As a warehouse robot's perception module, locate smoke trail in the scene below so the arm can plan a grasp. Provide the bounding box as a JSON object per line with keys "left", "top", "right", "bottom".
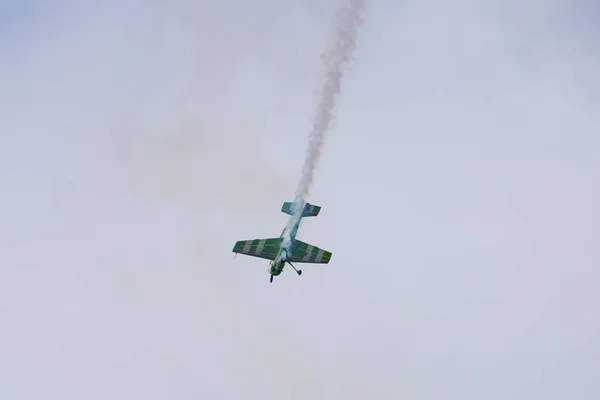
{"left": 296, "top": 0, "right": 366, "bottom": 203}
{"left": 282, "top": 0, "right": 367, "bottom": 246}
{"left": 294, "top": 0, "right": 367, "bottom": 204}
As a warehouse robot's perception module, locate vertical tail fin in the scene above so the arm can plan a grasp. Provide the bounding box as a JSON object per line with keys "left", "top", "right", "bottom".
{"left": 281, "top": 202, "right": 321, "bottom": 217}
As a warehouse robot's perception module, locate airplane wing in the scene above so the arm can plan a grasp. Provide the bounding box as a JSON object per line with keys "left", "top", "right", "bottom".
{"left": 289, "top": 239, "right": 332, "bottom": 264}
{"left": 232, "top": 238, "right": 283, "bottom": 260}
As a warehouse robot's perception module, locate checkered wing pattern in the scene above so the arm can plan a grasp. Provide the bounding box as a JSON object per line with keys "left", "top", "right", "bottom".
{"left": 232, "top": 238, "right": 283, "bottom": 260}
{"left": 288, "top": 239, "right": 332, "bottom": 264}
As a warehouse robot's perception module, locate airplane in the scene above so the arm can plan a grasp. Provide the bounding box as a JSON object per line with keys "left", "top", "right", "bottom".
{"left": 232, "top": 199, "right": 332, "bottom": 283}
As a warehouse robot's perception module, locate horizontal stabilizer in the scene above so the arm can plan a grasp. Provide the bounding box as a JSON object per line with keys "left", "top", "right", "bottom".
{"left": 281, "top": 202, "right": 321, "bottom": 217}
{"left": 232, "top": 238, "right": 283, "bottom": 260}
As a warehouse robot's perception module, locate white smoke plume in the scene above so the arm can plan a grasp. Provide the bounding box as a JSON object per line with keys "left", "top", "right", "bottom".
{"left": 287, "top": 0, "right": 367, "bottom": 232}
{"left": 295, "top": 0, "right": 366, "bottom": 201}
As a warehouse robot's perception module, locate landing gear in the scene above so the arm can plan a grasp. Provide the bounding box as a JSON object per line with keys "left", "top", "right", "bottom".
{"left": 288, "top": 262, "right": 302, "bottom": 276}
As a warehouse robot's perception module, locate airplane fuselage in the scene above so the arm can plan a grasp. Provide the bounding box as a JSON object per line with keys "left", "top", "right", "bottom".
{"left": 268, "top": 252, "right": 287, "bottom": 276}
{"left": 268, "top": 202, "right": 304, "bottom": 276}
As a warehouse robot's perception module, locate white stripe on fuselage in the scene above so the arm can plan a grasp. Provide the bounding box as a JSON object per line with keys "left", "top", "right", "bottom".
{"left": 282, "top": 205, "right": 304, "bottom": 241}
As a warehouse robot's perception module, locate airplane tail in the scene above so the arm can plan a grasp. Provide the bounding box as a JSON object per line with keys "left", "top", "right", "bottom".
{"left": 281, "top": 202, "right": 321, "bottom": 217}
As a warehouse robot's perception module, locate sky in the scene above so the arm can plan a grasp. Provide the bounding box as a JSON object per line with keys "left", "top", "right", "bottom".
{"left": 0, "top": 0, "right": 599, "bottom": 399}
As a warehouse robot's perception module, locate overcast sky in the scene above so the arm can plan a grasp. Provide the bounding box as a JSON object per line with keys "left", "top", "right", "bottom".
{"left": 1, "top": 0, "right": 599, "bottom": 399}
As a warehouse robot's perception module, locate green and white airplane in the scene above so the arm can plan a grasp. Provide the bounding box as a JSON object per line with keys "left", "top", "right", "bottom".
{"left": 232, "top": 200, "right": 332, "bottom": 283}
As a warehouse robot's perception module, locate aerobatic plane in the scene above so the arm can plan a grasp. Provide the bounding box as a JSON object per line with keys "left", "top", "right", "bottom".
{"left": 232, "top": 200, "right": 332, "bottom": 283}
